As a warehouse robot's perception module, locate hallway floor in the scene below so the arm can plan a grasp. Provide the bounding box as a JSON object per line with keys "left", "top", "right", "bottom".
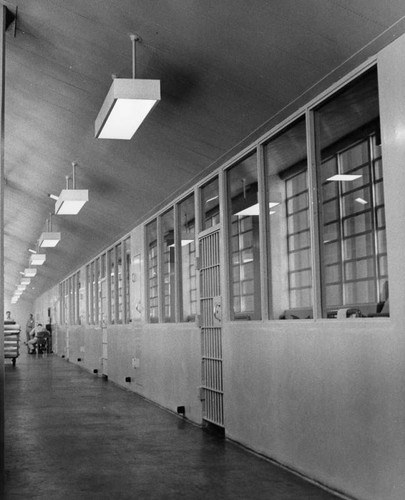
{"left": 4, "top": 352, "right": 340, "bottom": 500}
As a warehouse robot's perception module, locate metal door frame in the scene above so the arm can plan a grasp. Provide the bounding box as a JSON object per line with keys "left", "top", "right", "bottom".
{"left": 198, "top": 224, "right": 224, "bottom": 427}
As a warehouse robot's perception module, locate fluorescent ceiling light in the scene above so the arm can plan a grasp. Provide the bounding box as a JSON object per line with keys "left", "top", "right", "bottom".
{"left": 95, "top": 79, "right": 160, "bottom": 140}
{"left": 235, "top": 201, "right": 280, "bottom": 217}
{"left": 355, "top": 197, "right": 368, "bottom": 205}
{"left": 21, "top": 278, "right": 31, "bottom": 285}
{"left": 327, "top": 174, "right": 362, "bottom": 182}
{"left": 169, "top": 240, "right": 194, "bottom": 248}
{"left": 17, "top": 284, "right": 26, "bottom": 291}
{"left": 206, "top": 196, "right": 218, "bottom": 204}
{"left": 39, "top": 232, "right": 61, "bottom": 248}
{"left": 24, "top": 268, "right": 37, "bottom": 277}
{"left": 28, "top": 248, "right": 37, "bottom": 254}
{"left": 55, "top": 189, "right": 88, "bottom": 215}
{"left": 49, "top": 193, "right": 59, "bottom": 201}
{"left": 29, "top": 253, "right": 46, "bottom": 266}
{"left": 235, "top": 204, "right": 260, "bottom": 216}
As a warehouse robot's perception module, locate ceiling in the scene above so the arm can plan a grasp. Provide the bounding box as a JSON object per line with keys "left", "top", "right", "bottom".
{"left": 3, "top": 0, "right": 405, "bottom": 304}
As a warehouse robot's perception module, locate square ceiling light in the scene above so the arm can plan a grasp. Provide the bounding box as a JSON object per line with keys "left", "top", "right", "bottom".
{"left": 24, "top": 268, "right": 37, "bottom": 277}
{"left": 39, "top": 231, "right": 61, "bottom": 248}
{"left": 95, "top": 79, "right": 160, "bottom": 140}
{"left": 21, "top": 277, "right": 31, "bottom": 285}
{"left": 55, "top": 189, "right": 88, "bottom": 215}
{"left": 29, "top": 253, "right": 46, "bottom": 266}
{"left": 327, "top": 174, "right": 362, "bottom": 182}
{"left": 235, "top": 201, "right": 280, "bottom": 217}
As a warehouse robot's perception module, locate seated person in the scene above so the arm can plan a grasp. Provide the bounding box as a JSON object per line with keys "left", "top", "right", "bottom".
{"left": 27, "top": 323, "right": 49, "bottom": 354}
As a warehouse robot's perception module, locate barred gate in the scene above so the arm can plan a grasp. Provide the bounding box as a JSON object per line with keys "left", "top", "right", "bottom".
{"left": 199, "top": 228, "right": 224, "bottom": 427}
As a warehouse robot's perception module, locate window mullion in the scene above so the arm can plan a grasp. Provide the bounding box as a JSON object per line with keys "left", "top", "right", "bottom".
{"left": 306, "top": 109, "right": 323, "bottom": 319}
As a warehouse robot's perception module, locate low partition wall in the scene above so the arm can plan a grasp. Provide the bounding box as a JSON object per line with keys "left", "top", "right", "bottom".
{"left": 107, "top": 322, "right": 202, "bottom": 425}
{"left": 57, "top": 322, "right": 203, "bottom": 426}
{"left": 222, "top": 318, "right": 400, "bottom": 500}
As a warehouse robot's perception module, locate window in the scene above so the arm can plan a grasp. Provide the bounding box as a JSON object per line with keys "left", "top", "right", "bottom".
{"left": 60, "top": 272, "right": 80, "bottom": 325}
{"left": 161, "top": 209, "right": 175, "bottom": 322}
{"left": 124, "top": 238, "right": 131, "bottom": 323}
{"left": 227, "top": 153, "right": 261, "bottom": 320}
{"left": 201, "top": 177, "right": 220, "bottom": 231}
{"left": 109, "top": 248, "right": 116, "bottom": 323}
{"left": 178, "top": 194, "right": 196, "bottom": 322}
{"left": 91, "top": 261, "right": 97, "bottom": 324}
{"left": 146, "top": 220, "right": 158, "bottom": 322}
{"left": 315, "top": 67, "right": 389, "bottom": 317}
{"left": 264, "top": 117, "right": 312, "bottom": 319}
{"left": 85, "top": 265, "right": 90, "bottom": 324}
{"left": 99, "top": 253, "right": 107, "bottom": 325}
{"left": 117, "top": 243, "right": 123, "bottom": 324}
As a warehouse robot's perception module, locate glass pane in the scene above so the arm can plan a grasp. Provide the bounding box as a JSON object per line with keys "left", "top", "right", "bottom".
{"left": 100, "top": 253, "right": 106, "bottom": 279}
{"left": 315, "top": 67, "right": 389, "bottom": 316}
{"left": 124, "top": 238, "right": 131, "bottom": 323}
{"left": 85, "top": 266, "right": 90, "bottom": 325}
{"left": 95, "top": 258, "right": 100, "bottom": 325}
{"left": 109, "top": 249, "right": 116, "bottom": 324}
{"left": 201, "top": 177, "right": 219, "bottom": 231}
{"left": 227, "top": 152, "right": 261, "bottom": 320}
{"left": 264, "top": 116, "right": 312, "bottom": 319}
{"left": 117, "top": 243, "right": 123, "bottom": 324}
{"left": 146, "top": 220, "right": 158, "bottom": 322}
{"left": 91, "top": 261, "right": 96, "bottom": 324}
{"left": 98, "top": 258, "right": 104, "bottom": 325}
{"left": 179, "top": 194, "right": 196, "bottom": 322}
{"left": 161, "top": 209, "right": 175, "bottom": 322}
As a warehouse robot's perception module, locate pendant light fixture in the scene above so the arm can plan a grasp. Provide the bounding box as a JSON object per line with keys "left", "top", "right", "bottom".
{"left": 95, "top": 34, "right": 160, "bottom": 140}
{"left": 29, "top": 253, "right": 46, "bottom": 266}
{"left": 24, "top": 268, "right": 37, "bottom": 277}
{"left": 39, "top": 213, "right": 61, "bottom": 248}
{"left": 29, "top": 248, "right": 46, "bottom": 266}
{"left": 55, "top": 162, "right": 88, "bottom": 215}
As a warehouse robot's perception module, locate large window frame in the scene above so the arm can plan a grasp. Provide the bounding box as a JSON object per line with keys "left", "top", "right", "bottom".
{"left": 60, "top": 60, "right": 389, "bottom": 326}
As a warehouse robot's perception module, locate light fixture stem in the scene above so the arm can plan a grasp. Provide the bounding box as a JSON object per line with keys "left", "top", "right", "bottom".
{"left": 130, "top": 34, "right": 140, "bottom": 79}
{"left": 65, "top": 175, "right": 70, "bottom": 190}
{"left": 72, "top": 162, "right": 77, "bottom": 189}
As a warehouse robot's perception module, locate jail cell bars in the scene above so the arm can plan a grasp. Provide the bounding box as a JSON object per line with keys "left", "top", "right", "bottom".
{"left": 199, "top": 229, "right": 224, "bottom": 427}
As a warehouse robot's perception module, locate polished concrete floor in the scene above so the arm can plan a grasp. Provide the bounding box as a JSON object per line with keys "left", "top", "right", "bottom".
{"left": 4, "top": 351, "right": 341, "bottom": 500}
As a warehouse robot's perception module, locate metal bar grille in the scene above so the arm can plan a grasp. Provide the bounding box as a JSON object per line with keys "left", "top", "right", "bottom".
{"left": 199, "top": 229, "right": 224, "bottom": 427}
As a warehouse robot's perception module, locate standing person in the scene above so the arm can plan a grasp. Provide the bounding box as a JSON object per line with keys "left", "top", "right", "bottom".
{"left": 25, "top": 313, "right": 35, "bottom": 344}
{"left": 5, "top": 310, "right": 15, "bottom": 323}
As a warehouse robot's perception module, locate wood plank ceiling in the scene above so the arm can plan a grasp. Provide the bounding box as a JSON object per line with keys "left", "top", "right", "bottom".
{"left": 4, "top": 0, "right": 405, "bottom": 304}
